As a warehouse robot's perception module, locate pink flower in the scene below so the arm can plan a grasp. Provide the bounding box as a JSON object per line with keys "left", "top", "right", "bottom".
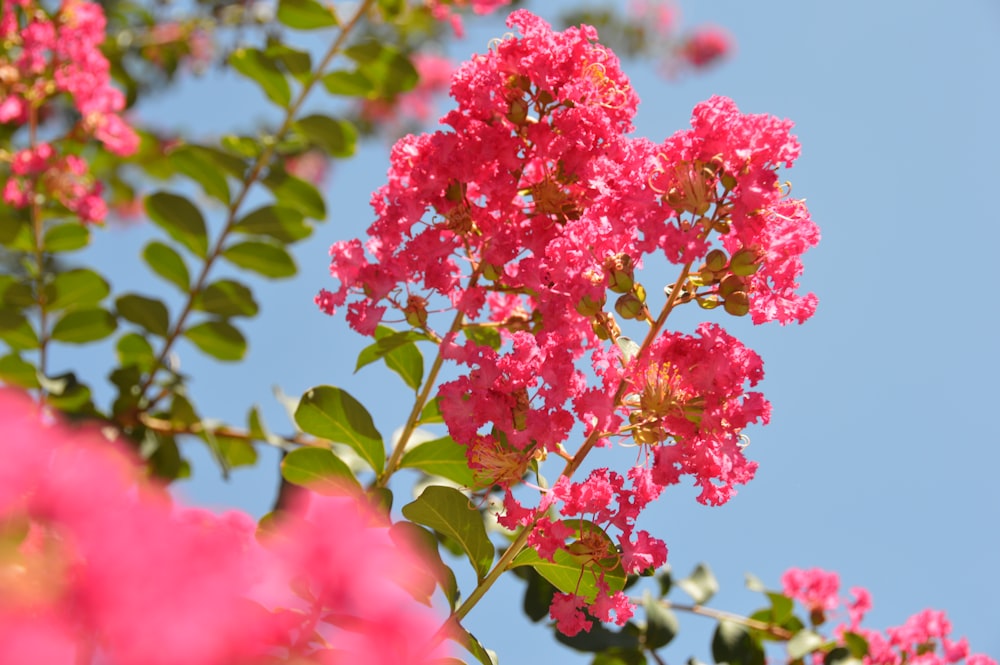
{"left": 680, "top": 26, "right": 732, "bottom": 68}
{"left": 782, "top": 567, "right": 841, "bottom": 613}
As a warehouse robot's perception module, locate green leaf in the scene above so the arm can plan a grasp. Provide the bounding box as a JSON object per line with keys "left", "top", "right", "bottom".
{"left": 519, "top": 566, "right": 557, "bottom": 622}
{"left": 451, "top": 624, "right": 498, "bottom": 665}
{"left": 712, "top": 621, "right": 765, "bottom": 665}
{"left": 143, "top": 241, "right": 190, "bottom": 292}
{"left": 788, "top": 630, "right": 827, "bottom": 660}
{"left": 376, "top": 0, "right": 405, "bottom": 19}
{"left": 43, "top": 222, "right": 89, "bottom": 252}
{"left": 294, "top": 385, "right": 384, "bottom": 472}
{"left": 248, "top": 406, "right": 268, "bottom": 440}
{"left": 463, "top": 325, "right": 501, "bottom": 350}
{"left": 229, "top": 47, "right": 291, "bottom": 107}
{"left": 418, "top": 396, "right": 444, "bottom": 424}
{"left": 183, "top": 320, "right": 247, "bottom": 361}
{"left": 234, "top": 205, "right": 311, "bottom": 243}
{"left": 116, "top": 332, "right": 155, "bottom": 371}
{"left": 281, "top": 447, "right": 360, "bottom": 492}
{"left": 44, "top": 373, "right": 92, "bottom": 413}
{"left": 266, "top": 43, "right": 313, "bottom": 82}
{"left": 48, "top": 269, "right": 110, "bottom": 310}
{"left": 276, "top": 0, "right": 338, "bottom": 30}
{"left": 202, "top": 142, "right": 251, "bottom": 176}
{"left": 294, "top": 114, "right": 357, "bottom": 158}
{"left": 194, "top": 279, "right": 259, "bottom": 318}
{"left": 145, "top": 191, "right": 209, "bottom": 258}
{"left": 677, "top": 562, "right": 719, "bottom": 605}
{"left": 356, "top": 326, "right": 426, "bottom": 390}
{"left": 511, "top": 522, "right": 626, "bottom": 603}
{"left": 116, "top": 294, "right": 170, "bottom": 337}
{"left": 168, "top": 145, "right": 231, "bottom": 203}
{"left": 643, "top": 593, "right": 679, "bottom": 649}
{"left": 205, "top": 433, "right": 258, "bottom": 468}
{"left": 400, "top": 435, "right": 475, "bottom": 486}
{"left": 222, "top": 240, "right": 297, "bottom": 278}
{"left": 50, "top": 308, "right": 115, "bottom": 344}
{"left": 345, "top": 41, "right": 418, "bottom": 98}
{"left": 220, "top": 135, "right": 261, "bottom": 160}
{"left": 555, "top": 622, "right": 641, "bottom": 654}
{"left": 262, "top": 169, "right": 326, "bottom": 219}
{"left": 401, "top": 486, "right": 493, "bottom": 581}
{"left": 0, "top": 353, "right": 38, "bottom": 388}
{"left": 321, "top": 69, "right": 374, "bottom": 96}
{"left": 593, "top": 649, "right": 647, "bottom": 665}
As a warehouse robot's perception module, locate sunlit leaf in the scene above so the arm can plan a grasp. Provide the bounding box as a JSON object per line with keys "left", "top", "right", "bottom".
{"left": 677, "top": 562, "right": 719, "bottom": 605}
{"left": 0, "top": 353, "right": 38, "bottom": 388}
{"left": 50, "top": 308, "right": 114, "bottom": 344}
{"left": 116, "top": 294, "right": 170, "bottom": 337}
{"left": 183, "top": 320, "right": 247, "bottom": 361}
{"left": 389, "top": 521, "right": 459, "bottom": 609}
{"left": 229, "top": 47, "right": 292, "bottom": 107}
{"left": 402, "top": 486, "right": 493, "bottom": 580}
{"left": 276, "top": 0, "right": 338, "bottom": 30}
{"left": 145, "top": 191, "right": 209, "bottom": 258}
{"left": 223, "top": 240, "right": 297, "bottom": 278}
{"left": 49, "top": 269, "right": 109, "bottom": 310}
{"left": 321, "top": 69, "right": 373, "bottom": 96}
{"left": 281, "top": 447, "right": 360, "bottom": 492}
{"left": 194, "top": 279, "right": 259, "bottom": 318}
{"left": 400, "top": 435, "right": 475, "bottom": 487}
{"left": 294, "top": 114, "right": 357, "bottom": 158}
{"left": 143, "top": 241, "right": 190, "bottom": 292}
{"left": 116, "top": 332, "right": 155, "bottom": 371}
{"left": 262, "top": 169, "right": 326, "bottom": 219}
{"left": 344, "top": 41, "right": 418, "bottom": 98}
{"left": 43, "top": 223, "right": 89, "bottom": 252}
{"left": 234, "top": 205, "right": 311, "bottom": 243}
{"left": 294, "top": 385, "right": 384, "bottom": 472}
{"left": 168, "top": 145, "right": 231, "bottom": 203}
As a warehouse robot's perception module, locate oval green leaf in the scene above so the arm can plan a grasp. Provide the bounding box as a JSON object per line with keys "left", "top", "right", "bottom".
{"left": 262, "top": 169, "right": 325, "bottom": 220}
{"left": 116, "top": 332, "right": 155, "bottom": 371}
{"left": 183, "top": 320, "right": 247, "bottom": 361}
{"left": 294, "top": 385, "right": 384, "bottom": 472}
{"left": 49, "top": 269, "right": 110, "bottom": 311}
{"left": 294, "top": 114, "right": 357, "bottom": 158}
{"left": 401, "top": 485, "right": 493, "bottom": 581}
{"left": 0, "top": 353, "right": 39, "bottom": 388}
{"left": 145, "top": 191, "right": 209, "bottom": 258}
{"left": 194, "top": 279, "right": 259, "bottom": 318}
{"left": 229, "top": 47, "right": 291, "bottom": 108}
{"left": 276, "top": 0, "right": 338, "bottom": 30}
{"left": 50, "top": 308, "right": 116, "bottom": 344}
{"left": 43, "top": 222, "right": 90, "bottom": 253}
{"left": 116, "top": 294, "right": 170, "bottom": 337}
{"left": 222, "top": 241, "right": 297, "bottom": 278}
{"left": 400, "top": 436, "right": 475, "bottom": 487}
{"left": 168, "top": 145, "right": 231, "bottom": 203}
{"left": 281, "top": 447, "right": 360, "bottom": 493}
{"left": 143, "top": 241, "right": 191, "bottom": 292}
{"left": 233, "top": 205, "right": 311, "bottom": 243}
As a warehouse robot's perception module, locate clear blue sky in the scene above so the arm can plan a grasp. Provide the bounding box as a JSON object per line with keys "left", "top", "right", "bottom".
{"left": 75, "top": 1, "right": 1000, "bottom": 662}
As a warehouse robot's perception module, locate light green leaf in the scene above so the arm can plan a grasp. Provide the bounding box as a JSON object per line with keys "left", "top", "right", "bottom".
{"left": 49, "top": 269, "right": 110, "bottom": 310}
{"left": 0, "top": 353, "right": 38, "bottom": 388}
{"left": 145, "top": 191, "right": 209, "bottom": 258}
{"left": 344, "top": 41, "right": 418, "bottom": 98}
{"left": 281, "top": 447, "right": 360, "bottom": 492}
{"left": 266, "top": 43, "right": 313, "bottom": 82}
{"left": 143, "top": 241, "right": 190, "bottom": 292}
{"left": 183, "top": 320, "right": 247, "bottom": 361}
{"left": 43, "top": 223, "right": 89, "bottom": 252}
{"left": 234, "top": 205, "right": 311, "bottom": 243}
{"left": 401, "top": 485, "right": 493, "bottom": 580}
{"left": 678, "top": 562, "right": 719, "bottom": 605}
{"left": 356, "top": 326, "right": 426, "bottom": 390}
{"left": 194, "top": 279, "right": 259, "bottom": 318}
{"left": 229, "top": 47, "right": 291, "bottom": 108}
{"left": 294, "top": 114, "right": 357, "bottom": 158}
{"left": 168, "top": 145, "right": 231, "bottom": 203}
{"left": 50, "top": 308, "right": 115, "bottom": 344}
{"left": 294, "top": 385, "right": 384, "bottom": 472}
{"left": 206, "top": 433, "right": 258, "bottom": 469}
{"left": 276, "top": 0, "right": 338, "bottom": 30}
{"left": 788, "top": 630, "right": 827, "bottom": 660}
{"left": 418, "top": 396, "right": 444, "bottom": 424}
{"left": 223, "top": 241, "right": 297, "bottom": 278}
{"left": 400, "top": 436, "right": 475, "bottom": 487}
{"left": 321, "top": 69, "right": 373, "bottom": 96}
{"left": 451, "top": 625, "right": 498, "bottom": 665}
{"left": 262, "top": 169, "right": 326, "bottom": 219}
{"left": 116, "top": 332, "right": 155, "bottom": 371}
{"left": 116, "top": 294, "right": 170, "bottom": 337}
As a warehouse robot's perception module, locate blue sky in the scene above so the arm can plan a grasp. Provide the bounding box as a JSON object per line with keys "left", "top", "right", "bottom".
{"left": 76, "top": 1, "right": 1000, "bottom": 662}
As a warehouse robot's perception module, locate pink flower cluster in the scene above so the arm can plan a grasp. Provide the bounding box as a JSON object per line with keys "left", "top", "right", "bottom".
{"left": 3, "top": 142, "right": 106, "bottom": 222}
{"left": 627, "top": 1, "right": 732, "bottom": 72}
{"left": 425, "top": 0, "right": 513, "bottom": 37}
{"left": 0, "top": 389, "right": 449, "bottom": 665}
{"left": 318, "top": 9, "right": 818, "bottom": 635}
{"left": 1, "top": 0, "right": 138, "bottom": 223}
{"left": 782, "top": 567, "right": 995, "bottom": 665}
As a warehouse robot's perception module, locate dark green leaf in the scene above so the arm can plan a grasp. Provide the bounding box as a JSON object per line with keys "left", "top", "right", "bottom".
{"left": 262, "top": 169, "right": 326, "bottom": 219}
{"left": 49, "top": 269, "right": 110, "bottom": 310}
{"left": 677, "top": 562, "right": 718, "bottom": 605}
{"left": 825, "top": 647, "right": 864, "bottom": 665}
{"left": 183, "top": 320, "right": 247, "bottom": 361}
{"left": 294, "top": 385, "right": 384, "bottom": 472}
{"left": 388, "top": 521, "right": 454, "bottom": 607}
{"left": 1, "top": 279, "right": 33, "bottom": 307}
{"left": 276, "top": 0, "right": 338, "bottom": 30}
{"left": 50, "top": 308, "right": 114, "bottom": 344}
{"left": 143, "top": 241, "right": 190, "bottom": 292}
{"left": 400, "top": 435, "right": 475, "bottom": 486}
{"left": 194, "top": 279, "right": 259, "bottom": 318}
{"left": 281, "top": 447, "right": 360, "bottom": 492}
{"left": 0, "top": 307, "right": 38, "bottom": 349}
{"left": 294, "top": 114, "right": 357, "bottom": 158}
{"left": 657, "top": 568, "right": 673, "bottom": 597}
{"left": 592, "top": 649, "right": 647, "bottom": 665}
{"left": 345, "top": 41, "right": 418, "bottom": 98}
{"left": 168, "top": 145, "right": 231, "bottom": 203}
{"left": 229, "top": 47, "right": 291, "bottom": 107}
{"left": 44, "top": 373, "right": 92, "bottom": 412}
{"left": 555, "top": 622, "right": 640, "bottom": 654}
{"left": 266, "top": 43, "right": 313, "bottom": 82}
{"left": 206, "top": 433, "right": 258, "bottom": 468}
{"left": 451, "top": 623, "right": 497, "bottom": 665}
{"left": 643, "top": 594, "right": 679, "bottom": 649}
{"left": 375, "top": 0, "right": 405, "bottom": 19}
{"left": 356, "top": 327, "right": 428, "bottom": 371}
{"left": 0, "top": 353, "right": 38, "bottom": 388}
{"left": 116, "top": 294, "right": 170, "bottom": 337}
{"left": 43, "top": 223, "right": 89, "bottom": 252}
{"left": 145, "top": 191, "right": 209, "bottom": 258}
{"left": 170, "top": 393, "right": 199, "bottom": 427}
{"left": 402, "top": 486, "right": 493, "bottom": 580}
{"left": 712, "top": 621, "right": 765, "bottom": 665}
{"left": 116, "top": 332, "right": 155, "bottom": 371}
{"left": 203, "top": 141, "right": 252, "bottom": 175}
{"left": 143, "top": 432, "right": 189, "bottom": 481}
{"left": 321, "top": 69, "right": 373, "bottom": 96}
{"left": 521, "top": 566, "right": 557, "bottom": 622}
{"left": 234, "top": 205, "right": 311, "bottom": 243}
{"left": 223, "top": 240, "right": 297, "bottom": 278}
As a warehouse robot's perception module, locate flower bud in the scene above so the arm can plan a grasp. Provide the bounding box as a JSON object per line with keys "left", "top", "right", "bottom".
{"left": 718, "top": 274, "right": 745, "bottom": 298}
{"left": 482, "top": 263, "right": 503, "bottom": 281}
{"left": 723, "top": 291, "right": 749, "bottom": 316}
{"left": 404, "top": 295, "right": 428, "bottom": 328}
{"left": 729, "top": 248, "right": 760, "bottom": 276}
{"left": 507, "top": 97, "right": 529, "bottom": 125}
{"left": 615, "top": 293, "right": 644, "bottom": 320}
{"left": 705, "top": 249, "right": 728, "bottom": 272}
{"left": 575, "top": 292, "right": 605, "bottom": 317}
{"left": 606, "top": 254, "right": 635, "bottom": 294}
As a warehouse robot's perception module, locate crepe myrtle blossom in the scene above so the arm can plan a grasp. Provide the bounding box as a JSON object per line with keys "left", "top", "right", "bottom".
{"left": 426, "top": 0, "right": 513, "bottom": 37}
{"left": 782, "top": 567, "right": 996, "bottom": 665}
{"left": 0, "top": 389, "right": 450, "bottom": 665}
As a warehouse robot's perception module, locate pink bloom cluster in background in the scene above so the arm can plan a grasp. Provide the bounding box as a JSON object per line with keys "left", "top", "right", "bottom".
{"left": 628, "top": 0, "right": 731, "bottom": 72}
{"left": 0, "top": 389, "right": 449, "bottom": 665}
{"left": 361, "top": 52, "right": 455, "bottom": 131}
{"left": 425, "top": 0, "right": 513, "bottom": 37}
{"left": 318, "top": 10, "right": 818, "bottom": 631}
{"left": 782, "top": 568, "right": 996, "bottom": 665}
{"left": 0, "top": 0, "right": 138, "bottom": 223}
